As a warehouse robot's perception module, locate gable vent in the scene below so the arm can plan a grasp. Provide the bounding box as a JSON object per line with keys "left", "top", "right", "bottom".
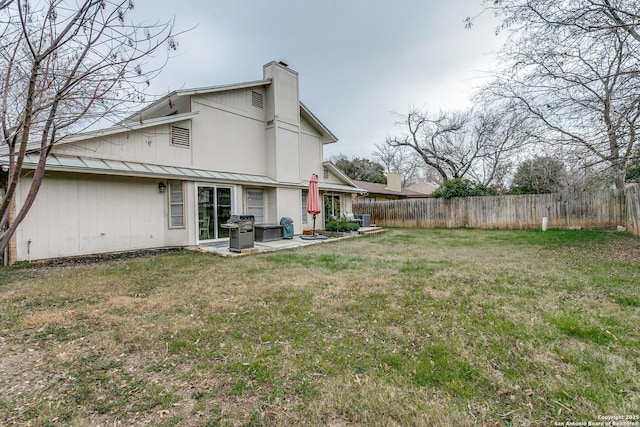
{"left": 251, "top": 91, "right": 264, "bottom": 108}
{"left": 171, "top": 126, "right": 190, "bottom": 147}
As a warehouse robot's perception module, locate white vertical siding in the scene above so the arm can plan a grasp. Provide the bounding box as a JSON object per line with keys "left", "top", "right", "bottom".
{"left": 264, "top": 63, "right": 299, "bottom": 126}
{"left": 14, "top": 173, "right": 190, "bottom": 261}
{"left": 273, "top": 126, "right": 300, "bottom": 183}
{"left": 299, "top": 130, "right": 323, "bottom": 179}
{"left": 190, "top": 102, "right": 268, "bottom": 175}
{"left": 53, "top": 121, "right": 192, "bottom": 166}
{"left": 275, "top": 187, "right": 305, "bottom": 234}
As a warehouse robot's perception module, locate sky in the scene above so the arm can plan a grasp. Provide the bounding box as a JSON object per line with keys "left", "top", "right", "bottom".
{"left": 134, "top": 1, "right": 505, "bottom": 160}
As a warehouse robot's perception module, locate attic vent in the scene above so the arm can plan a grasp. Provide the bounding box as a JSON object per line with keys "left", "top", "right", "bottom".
{"left": 171, "top": 126, "right": 190, "bottom": 147}
{"left": 251, "top": 91, "right": 263, "bottom": 108}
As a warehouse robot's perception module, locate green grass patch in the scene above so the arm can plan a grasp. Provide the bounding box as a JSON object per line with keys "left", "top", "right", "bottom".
{"left": 548, "top": 315, "right": 615, "bottom": 345}
{"left": 264, "top": 252, "right": 365, "bottom": 271}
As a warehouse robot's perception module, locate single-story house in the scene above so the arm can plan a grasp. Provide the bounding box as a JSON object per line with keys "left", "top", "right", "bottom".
{"left": 353, "top": 171, "right": 432, "bottom": 202}
{"left": 2, "top": 61, "right": 364, "bottom": 263}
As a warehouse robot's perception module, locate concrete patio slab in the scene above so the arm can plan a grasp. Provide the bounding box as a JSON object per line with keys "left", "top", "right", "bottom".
{"left": 197, "top": 227, "right": 384, "bottom": 257}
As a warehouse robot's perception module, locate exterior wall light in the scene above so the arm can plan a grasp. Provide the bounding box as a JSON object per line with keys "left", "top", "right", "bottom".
{"left": 158, "top": 182, "right": 167, "bottom": 193}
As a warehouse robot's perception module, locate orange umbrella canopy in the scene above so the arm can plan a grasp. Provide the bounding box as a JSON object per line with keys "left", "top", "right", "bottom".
{"left": 306, "top": 174, "right": 321, "bottom": 215}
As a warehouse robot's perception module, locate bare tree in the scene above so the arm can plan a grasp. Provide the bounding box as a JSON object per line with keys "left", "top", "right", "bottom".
{"left": 470, "top": 0, "right": 640, "bottom": 43}
{"left": 484, "top": 0, "right": 640, "bottom": 189}
{"left": 373, "top": 143, "right": 435, "bottom": 186}
{"left": 0, "top": 0, "right": 177, "bottom": 254}
{"left": 386, "top": 107, "right": 525, "bottom": 186}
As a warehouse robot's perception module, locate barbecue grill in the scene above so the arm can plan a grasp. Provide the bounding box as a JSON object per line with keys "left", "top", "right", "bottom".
{"left": 221, "top": 215, "right": 255, "bottom": 252}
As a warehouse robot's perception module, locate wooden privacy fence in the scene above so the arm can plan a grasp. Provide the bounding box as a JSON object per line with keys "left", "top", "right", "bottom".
{"left": 354, "top": 187, "right": 640, "bottom": 236}
{"left": 626, "top": 185, "right": 640, "bottom": 236}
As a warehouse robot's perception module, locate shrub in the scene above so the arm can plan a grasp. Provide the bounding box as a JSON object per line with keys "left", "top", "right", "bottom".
{"left": 510, "top": 156, "right": 566, "bottom": 194}
{"left": 325, "top": 217, "right": 360, "bottom": 232}
{"left": 627, "top": 160, "right": 640, "bottom": 183}
{"left": 431, "top": 178, "right": 497, "bottom": 199}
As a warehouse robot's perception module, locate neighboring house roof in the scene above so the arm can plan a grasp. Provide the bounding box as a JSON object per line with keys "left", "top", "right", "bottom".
{"left": 353, "top": 180, "right": 430, "bottom": 198}
{"left": 406, "top": 181, "right": 439, "bottom": 195}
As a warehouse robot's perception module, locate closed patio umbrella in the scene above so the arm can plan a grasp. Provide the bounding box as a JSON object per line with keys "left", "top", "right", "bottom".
{"left": 306, "top": 174, "right": 321, "bottom": 237}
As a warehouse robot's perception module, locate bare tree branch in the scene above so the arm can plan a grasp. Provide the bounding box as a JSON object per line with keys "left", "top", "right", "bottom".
{"left": 484, "top": 0, "right": 640, "bottom": 189}
{"left": 386, "top": 106, "right": 527, "bottom": 186}
{"left": 0, "top": 0, "right": 180, "bottom": 254}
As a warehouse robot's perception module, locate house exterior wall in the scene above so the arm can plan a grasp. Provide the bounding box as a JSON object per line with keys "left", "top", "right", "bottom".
{"left": 299, "top": 129, "right": 323, "bottom": 179}
{"left": 264, "top": 62, "right": 305, "bottom": 184}
{"left": 355, "top": 194, "right": 402, "bottom": 203}
{"left": 14, "top": 172, "right": 190, "bottom": 262}
{"left": 275, "top": 187, "right": 306, "bottom": 233}
{"left": 324, "top": 168, "right": 347, "bottom": 185}
{"left": 53, "top": 121, "right": 193, "bottom": 166}
{"left": 53, "top": 62, "right": 325, "bottom": 186}
{"left": 7, "top": 62, "right": 356, "bottom": 262}
{"left": 190, "top": 90, "right": 268, "bottom": 175}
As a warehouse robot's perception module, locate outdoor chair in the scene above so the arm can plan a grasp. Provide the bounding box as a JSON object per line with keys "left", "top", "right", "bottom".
{"left": 344, "top": 212, "right": 363, "bottom": 227}
{"left": 199, "top": 216, "right": 210, "bottom": 240}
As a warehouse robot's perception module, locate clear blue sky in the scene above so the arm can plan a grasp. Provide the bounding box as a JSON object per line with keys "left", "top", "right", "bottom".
{"left": 134, "top": 0, "right": 504, "bottom": 159}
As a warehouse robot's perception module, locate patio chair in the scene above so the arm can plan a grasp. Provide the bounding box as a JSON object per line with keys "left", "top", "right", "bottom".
{"left": 344, "top": 212, "right": 363, "bottom": 227}
{"left": 199, "top": 216, "right": 210, "bottom": 240}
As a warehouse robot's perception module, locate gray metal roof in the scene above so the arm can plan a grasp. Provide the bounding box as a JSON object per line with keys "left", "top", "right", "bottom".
{"left": 0, "top": 154, "right": 363, "bottom": 193}
{"left": 0, "top": 153, "right": 280, "bottom": 186}
{"left": 317, "top": 181, "right": 368, "bottom": 194}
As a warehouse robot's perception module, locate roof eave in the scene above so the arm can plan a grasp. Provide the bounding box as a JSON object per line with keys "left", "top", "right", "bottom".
{"left": 121, "top": 78, "right": 273, "bottom": 123}
{"left": 62, "top": 112, "right": 199, "bottom": 145}
{"left": 300, "top": 102, "right": 338, "bottom": 144}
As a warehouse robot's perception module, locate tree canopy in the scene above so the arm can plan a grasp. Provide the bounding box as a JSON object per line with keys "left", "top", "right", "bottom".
{"left": 331, "top": 155, "right": 387, "bottom": 184}
{"left": 511, "top": 156, "right": 566, "bottom": 194}
{"left": 431, "top": 178, "right": 497, "bottom": 199}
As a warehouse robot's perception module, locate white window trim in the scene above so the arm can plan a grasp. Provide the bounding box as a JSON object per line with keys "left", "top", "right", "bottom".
{"left": 301, "top": 190, "right": 308, "bottom": 224}
{"left": 168, "top": 180, "right": 185, "bottom": 228}
{"left": 246, "top": 188, "right": 265, "bottom": 224}
{"left": 194, "top": 183, "right": 237, "bottom": 242}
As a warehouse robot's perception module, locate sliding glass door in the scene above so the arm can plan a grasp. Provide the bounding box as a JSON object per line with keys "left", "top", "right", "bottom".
{"left": 197, "top": 186, "right": 232, "bottom": 241}
{"left": 323, "top": 194, "right": 341, "bottom": 225}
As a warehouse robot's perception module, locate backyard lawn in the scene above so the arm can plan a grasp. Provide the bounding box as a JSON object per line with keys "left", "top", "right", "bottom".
{"left": 1, "top": 228, "right": 639, "bottom": 426}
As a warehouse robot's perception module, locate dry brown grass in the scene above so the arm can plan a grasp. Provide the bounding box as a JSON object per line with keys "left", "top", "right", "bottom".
{"left": 1, "top": 228, "right": 639, "bottom": 426}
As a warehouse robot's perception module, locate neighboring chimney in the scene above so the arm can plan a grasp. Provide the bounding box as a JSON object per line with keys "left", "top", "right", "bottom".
{"left": 386, "top": 170, "right": 402, "bottom": 192}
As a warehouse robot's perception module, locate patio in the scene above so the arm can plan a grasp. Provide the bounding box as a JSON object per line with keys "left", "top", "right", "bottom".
{"left": 198, "top": 227, "right": 384, "bottom": 257}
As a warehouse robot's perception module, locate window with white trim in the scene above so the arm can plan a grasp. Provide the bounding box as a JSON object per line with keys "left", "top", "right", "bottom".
{"left": 246, "top": 189, "right": 264, "bottom": 223}
{"left": 169, "top": 180, "right": 185, "bottom": 227}
{"left": 301, "top": 190, "right": 308, "bottom": 223}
